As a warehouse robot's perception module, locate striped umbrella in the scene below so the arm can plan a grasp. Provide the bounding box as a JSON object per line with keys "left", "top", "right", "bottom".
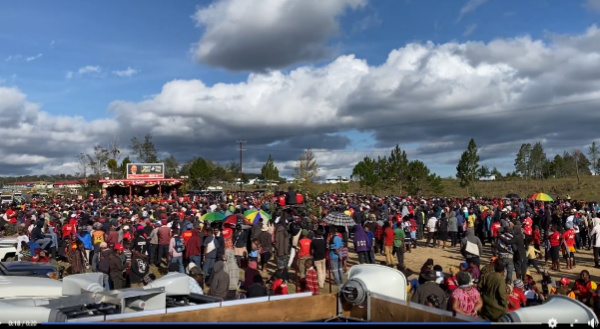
{"left": 245, "top": 210, "right": 271, "bottom": 225}
{"left": 529, "top": 193, "right": 554, "bottom": 202}
{"left": 244, "top": 209, "right": 271, "bottom": 219}
{"left": 201, "top": 212, "right": 225, "bottom": 222}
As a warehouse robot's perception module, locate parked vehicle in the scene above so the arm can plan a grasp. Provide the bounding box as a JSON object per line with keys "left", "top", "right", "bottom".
{"left": 0, "top": 261, "right": 62, "bottom": 280}
{"left": 0, "top": 194, "right": 12, "bottom": 205}
{"left": 0, "top": 238, "right": 17, "bottom": 262}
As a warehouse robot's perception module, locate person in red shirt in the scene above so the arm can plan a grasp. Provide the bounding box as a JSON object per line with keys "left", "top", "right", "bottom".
{"left": 297, "top": 230, "right": 312, "bottom": 278}
{"left": 490, "top": 219, "right": 501, "bottom": 256}
{"left": 383, "top": 221, "right": 396, "bottom": 267}
{"left": 562, "top": 223, "right": 576, "bottom": 270}
{"left": 507, "top": 279, "right": 527, "bottom": 312}
{"left": 548, "top": 225, "right": 561, "bottom": 271}
{"left": 573, "top": 270, "right": 597, "bottom": 307}
{"left": 522, "top": 215, "right": 533, "bottom": 242}
{"left": 533, "top": 226, "right": 541, "bottom": 251}
{"left": 62, "top": 217, "right": 77, "bottom": 239}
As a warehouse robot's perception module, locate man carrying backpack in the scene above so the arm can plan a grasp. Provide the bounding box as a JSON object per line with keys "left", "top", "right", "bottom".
{"left": 169, "top": 228, "right": 185, "bottom": 273}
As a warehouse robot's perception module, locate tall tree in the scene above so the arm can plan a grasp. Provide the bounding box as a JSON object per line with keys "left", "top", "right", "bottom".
{"left": 589, "top": 142, "right": 600, "bottom": 175}
{"left": 386, "top": 145, "right": 409, "bottom": 193}
{"left": 294, "top": 149, "right": 320, "bottom": 183}
{"left": 130, "top": 133, "right": 159, "bottom": 163}
{"left": 188, "top": 157, "right": 216, "bottom": 190}
{"left": 477, "top": 165, "right": 490, "bottom": 177}
{"left": 163, "top": 154, "right": 179, "bottom": 178}
{"left": 120, "top": 156, "right": 131, "bottom": 179}
{"left": 76, "top": 153, "right": 89, "bottom": 179}
{"left": 351, "top": 156, "right": 380, "bottom": 194}
{"left": 514, "top": 143, "right": 532, "bottom": 179}
{"left": 108, "top": 137, "right": 121, "bottom": 163}
{"left": 491, "top": 167, "right": 503, "bottom": 178}
{"left": 87, "top": 145, "right": 110, "bottom": 178}
{"left": 529, "top": 142, "right": 546, "bottom": 179}
{"left": 456, "top": 138, "right": 480, "bottom": 195}
{"left": 260, "top": 155, "right": 280, "bottom": 181}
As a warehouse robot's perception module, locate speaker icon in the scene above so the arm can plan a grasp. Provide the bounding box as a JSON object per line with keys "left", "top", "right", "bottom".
{"left": 589, "top": 318, "right": 597, "bottom": 328}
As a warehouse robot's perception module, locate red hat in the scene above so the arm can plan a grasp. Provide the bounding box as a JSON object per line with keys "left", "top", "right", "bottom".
{"left": 162, "top": 219, "right": 167, "bottom": 225}
{"left": 222, "top": 227, "right": 233, "bottom": 239}
{"left": 161, "top": 214, "right": 167, "bottom": 219}
{"left": 560, "top": 277, "right": 570, "bottom": 285}
{"left": 114, "top": 244, "right": 124, "bottom": 251}
{"left": 49, "top": 221, "right": 55, "bottom": 226}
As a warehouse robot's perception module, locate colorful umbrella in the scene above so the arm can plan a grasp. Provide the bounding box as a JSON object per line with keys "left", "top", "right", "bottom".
{"left": 224, "top": 214, "right": 251, "bottom": 226}
{"left": 245, "top": 211, "right": 271, "bottom": 225}
{"left": 201, "top": 212, "right": 225, "bottom": 222}
{"left": 323, "top": 212, "right": 356, "bottom": 226}
{"left": 244, "top": 209, "right": 271, "bottom": 220}
{"left": 529, "top": 193, "right": 554, "bottom": 202}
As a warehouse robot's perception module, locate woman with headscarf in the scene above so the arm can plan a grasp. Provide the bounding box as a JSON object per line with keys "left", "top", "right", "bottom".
{"left": 223, "top": 249, "right": 240, "bottom": 300}
{"left": 451, "top": 271, "right": 482, "bottom": 317}
{"left": 67, "top": 238, "right": 86, "bottom": 274}
{"left": 353, "top": 224, "right": 369, "bottom": 264}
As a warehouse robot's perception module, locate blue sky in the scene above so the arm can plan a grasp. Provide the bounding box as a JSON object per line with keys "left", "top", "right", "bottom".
{"left": 2, "top": 0, "right": 600, "bottom": 179}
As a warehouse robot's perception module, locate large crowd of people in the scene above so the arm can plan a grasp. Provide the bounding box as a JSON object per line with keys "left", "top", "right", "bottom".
{"left": 0, "top": 188, "right": 598, "bottom": 321}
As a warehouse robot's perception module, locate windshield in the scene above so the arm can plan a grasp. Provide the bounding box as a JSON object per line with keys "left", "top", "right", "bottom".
{"left": 1, "top": 196, "right": 12, "bottom": 200}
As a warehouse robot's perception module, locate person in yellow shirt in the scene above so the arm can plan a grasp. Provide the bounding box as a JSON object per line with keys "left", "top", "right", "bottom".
{"left": 554, "top": 277, "right": 576, "bottom": 299}
{"left": 526, "top": 242, "right": 542, "bottom": 274}
{"left": 467, "top": 209, "right": 476, "bottom": 228}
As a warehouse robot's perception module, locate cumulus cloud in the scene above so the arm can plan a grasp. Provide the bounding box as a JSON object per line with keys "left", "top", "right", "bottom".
{"left": 7, "top": 26, "right": 600, "bottom": 178}
{"left": 191, "top": 0, "right": 367, "bottom": 72}
{"left": 457, "top": 0, "right": 489, "bottom": 22}
{"left": 112, "top": 67, "right": 138, "bottom": 77}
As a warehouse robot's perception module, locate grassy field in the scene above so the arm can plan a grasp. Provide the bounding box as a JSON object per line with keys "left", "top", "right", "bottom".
{"left": 272, "top": 176, "right": 600, "bottom": 201}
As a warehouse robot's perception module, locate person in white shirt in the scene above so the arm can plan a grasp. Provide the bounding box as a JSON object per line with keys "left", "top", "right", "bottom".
{"left": 589, "top": 218, "right": 600, "bottom": 267}
{"left": 16, "top": 228, "right": 29, "bottom": 261}
{"left": 426, "top": 216, "right": 438, "bottom": 247}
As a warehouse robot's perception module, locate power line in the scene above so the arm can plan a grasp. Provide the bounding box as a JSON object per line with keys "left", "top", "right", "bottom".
{"left": 237, "top": 140, "right": 246, "bottom": 191}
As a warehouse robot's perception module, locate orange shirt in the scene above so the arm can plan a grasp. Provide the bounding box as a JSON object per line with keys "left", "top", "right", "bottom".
{"left": 298, "top": 238, "right": 312, "bottom": 258}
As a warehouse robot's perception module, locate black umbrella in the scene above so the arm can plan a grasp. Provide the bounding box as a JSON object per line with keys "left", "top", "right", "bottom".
{"left": 323, "top": 212, "right": 356, "bottom": 226}
{"left": 506, "top": 193, "right": 520, "bottom": 199}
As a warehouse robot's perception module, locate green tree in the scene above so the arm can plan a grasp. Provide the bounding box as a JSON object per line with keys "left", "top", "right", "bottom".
{"left": 163, "top": 154, "right": 179, "bottom": 178}
{"left": 403, "top": 160, "right": 444, "bottom": 196}
{"left": 514, "top": 143, "right": 531, "bottom": 179}
{"left": 87, "top": 145, "right": 110, "bottom": 178}
{"left": 386, "top": 145, "right": 409, "bottom": 193}
{"left": 107, "top": 159, "right": 118, "bottom": 179}
{"left": 130, "top": 133, "right": 159, "bottom": 163}
{"left": 120, "top": 156, "right": 131, "bottom": 179}
{"left": 351, "top": 156, "right": 380, "bottom": 194}
{"left": 260, "top": 154, "right": 280, "bottom": 181}
{"left": 491, "top": 167, "right": 503, "bottom": 179}
{"left": 189, "top": 157, "right": 216, "bottom": 190}
{"left": 477, "top": 165, "right": 490, "bottom": 177}
{"left": 456, "top": 138, "right": 480, "bottom": 195}
{"left": 529, "top": 142, "right": 546, "bottom": 179}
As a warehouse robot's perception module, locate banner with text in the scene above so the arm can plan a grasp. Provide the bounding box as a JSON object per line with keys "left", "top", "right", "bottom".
{"left": 126, "top": 163, "right": 164, "bottom": 179}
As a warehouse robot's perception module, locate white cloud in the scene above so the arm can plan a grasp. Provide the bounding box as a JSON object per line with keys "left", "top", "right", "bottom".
{"left": 584, "top": 0, "right": 600, "bottom": 12}
{"left": 9, "top": 25, "right": 600, "bottom": 177}
{"left": 78, "top": 65, "right": 101, "bottom": 74}
{"left": 5, "top": 55, "right": 22, "bottom": 62}
{"left": 463, "top": 23, "right": 477, "bottom": 36}
{"left": 457, "top": 0, "right": 490, "bottom": 22}
{"left": 25, "top": 53, "right": 43, "bottom": 62}
{"left": 191, "top": 0, "right": 367, "bottom": 71}
{"left": 112, "top": 67, "right": 138, "bottom": 77}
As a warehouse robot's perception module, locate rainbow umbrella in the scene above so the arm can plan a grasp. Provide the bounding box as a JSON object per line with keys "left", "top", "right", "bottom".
{"left": 244, "top": 209, "right": 271, "bottom": 220}
{"left": 245, "top": 210, "right": 271, "bottom": 225}
{"left": 529, "top": 193, "right": 554, "bottom": 202}
{"left": 201, "top": 212, "right": 225, "bottom": 222}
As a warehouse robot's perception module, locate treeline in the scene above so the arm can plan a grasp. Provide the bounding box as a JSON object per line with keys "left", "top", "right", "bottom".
{"left": 509, "top": 141, "right": 596, "bottom": 182}
{"left": 351, "top": 145, "right": 444, "bottom": 195}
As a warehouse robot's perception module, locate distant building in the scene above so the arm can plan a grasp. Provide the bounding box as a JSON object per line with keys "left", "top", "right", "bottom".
{"left": 325, "top": 177, "right": 351, "bottom": 184}
{"left": 479, "top": 175, "right": 496, "bottom": 181}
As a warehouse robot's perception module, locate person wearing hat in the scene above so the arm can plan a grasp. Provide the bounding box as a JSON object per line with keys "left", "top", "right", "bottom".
{"left": 451, "top": 271, "right": 482, "bottom": 317}
{"left": 411, "top": 269, "right": 447, "bottom": 310}
{"left": 507, "top": 279, "right": 526, "bottom": 312}
{"left": 554, "top": 277, "right": 576, "bottom": 299}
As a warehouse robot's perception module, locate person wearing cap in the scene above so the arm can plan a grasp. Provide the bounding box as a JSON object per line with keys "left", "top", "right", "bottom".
{"left": 554, "top": 277, "right": 576, "bottom": 299}
{"left": 109, "top": 243, "right": 128, "bottom": 289}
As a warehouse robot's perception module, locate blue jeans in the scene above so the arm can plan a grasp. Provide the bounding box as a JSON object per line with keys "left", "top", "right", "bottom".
{"left": 190, "top": 255, "right": 202, "bottom": 269}
{"left": 102, "top": 273, "right": 110, "bottom": 290}
{"left": 330, "top": 257, "right": 343, "bottom": 285}
{"left": 203, "top": 257, "right": 216, "bottom": 278}
{"left": 36, "top": 238, "right": 52, "bottom": 250}
{"left": 171, "top": 256, "right": 184, "bottom": 273}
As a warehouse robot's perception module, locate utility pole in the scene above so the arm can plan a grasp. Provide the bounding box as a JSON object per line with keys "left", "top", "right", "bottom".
{"left": 237, "top": 140, "right": 246, "bottom": 191}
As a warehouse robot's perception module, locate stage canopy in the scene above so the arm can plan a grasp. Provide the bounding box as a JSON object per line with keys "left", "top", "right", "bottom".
{"left": 99, "top": 178, "right": 184, "bottom": 188}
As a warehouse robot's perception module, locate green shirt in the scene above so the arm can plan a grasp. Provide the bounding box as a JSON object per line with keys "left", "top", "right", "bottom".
{"left": 393, "top": 227, "right": 406, "bottom": 248}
